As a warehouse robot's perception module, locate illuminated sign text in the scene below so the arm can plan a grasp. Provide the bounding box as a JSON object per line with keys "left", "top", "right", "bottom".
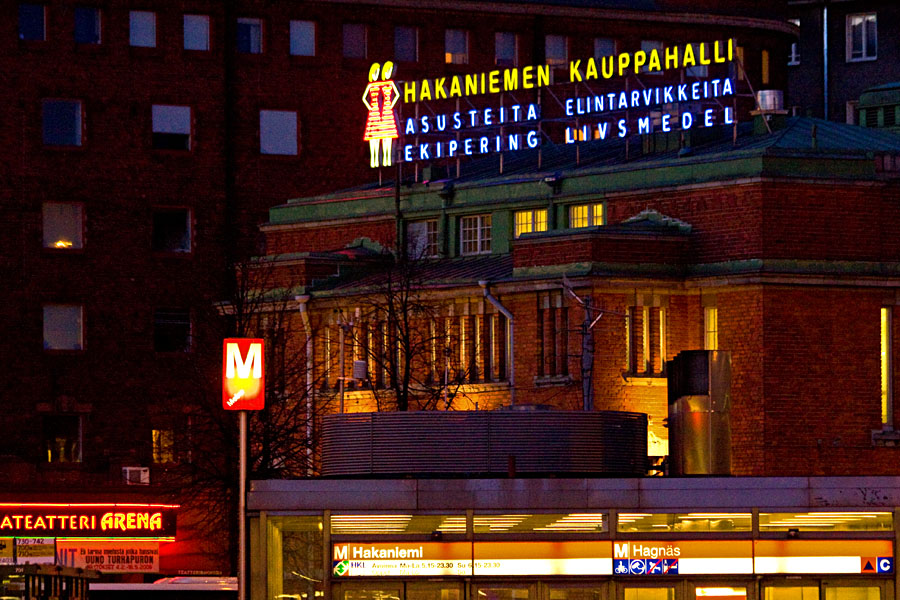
{"left": 223, "top": 338, "right": 265, "bottom": 410}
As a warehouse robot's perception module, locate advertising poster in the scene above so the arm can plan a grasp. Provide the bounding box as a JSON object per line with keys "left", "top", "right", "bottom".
{"left": 16, "top": 538, "right": 55, "bottom": 564}
{"left": 0, "top": 538, "right": 12, "bottom": 565}
{"left": 56, "top": 540, "right": 160, "bottom": 573}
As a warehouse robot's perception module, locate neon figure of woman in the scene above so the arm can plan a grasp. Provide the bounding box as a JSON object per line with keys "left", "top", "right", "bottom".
{"left": 362, "top": 61, "right": 400, "bottom": 168}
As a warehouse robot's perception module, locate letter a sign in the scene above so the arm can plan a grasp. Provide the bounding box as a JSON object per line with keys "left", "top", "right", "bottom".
{"left": 222, "top": 338, "right": 265, "bottom": 410}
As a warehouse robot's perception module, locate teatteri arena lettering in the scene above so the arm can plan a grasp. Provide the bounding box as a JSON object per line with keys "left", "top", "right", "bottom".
{"left": 0, "top": 504, "right": 177, "bottom": 538}
{"left": 364, "top": 39, "right": 741, "bottom": 166}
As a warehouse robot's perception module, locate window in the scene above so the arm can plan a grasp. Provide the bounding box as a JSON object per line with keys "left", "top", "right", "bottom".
{"left": 151, "top": 208, "right": 191, "bottom": 252}
{"left": 569, "top": 203, "right": 604, "bottom": 228}
{"left": 43, "top": 202, "right": 83, "bottom": 249}
{"left": 290, "top": 20, "right": 315, "bottom": 56}
{"left": 237, "top": 17, "right": 262, "bottom": 54}
{"left": 129, "top": 11, "right": 156, "bottom": 47}
{"left": 152, "top": 429, "right": 175, "bottom": 463}
{"left": 42, "top": 100, "right": 82, "bottom": 146}
{"left": 183, "top": 14, "right": 209, "bottom": 51}
{"left": 43, "top": 304, "right": 83, "bottom": 350}
{"left": 594, "top": 37, "right": 615, "bottom": 61}
{"left": 704, "top": 306, "right": 718, "bottom": 350}
{"left": 847, "top": 13, "right": 876, "bottom": 61}
{"left": 537, "top": 292, "right": 568, "bottom": 379}
{"left": 19, "top": 4, "right": 45, "bottom": 41}
{"left": 74, "top": 7, "right": 101, "bottom": 44}
{"left": 460, "top": 214, "right": 491, "bottom": 255}
{"left": 788, "top": 19, "right": 800, "bottom": 65}
{"left": 641, "top": 40, "right": 664, "bottom": 75}
{"left": 260, "top": 110, "right": 298, "bottom": 155}
{"left": 761, "top": 49, "right": 770, "bottom": 85}
{"left": 514, "top": 209, "right": 547, "bottom": 238}
{"left": 394, "top": 26, "right": 417, "bottom": 62}
{"left": 43, "top": 415, "right": 82, "bottom": 463}
{"left": 686, "top": 42, "right": 708, "bottom": 78}
{"left": 407, "top": 219, "right": 438, "bottom": 258}
{"left": 882, "top": 307, "right": 892, "bottom": 426}
{"left": 626, "top": 304, "right": 666, "bottom": 374}
{"left": 846, "top": 100, "right": 859, "bottom": 125}
{"left": 445, "top": 29, "right": 468, "bottom": 64}
{"left": 152, "top": 105, "right": 191, "bottom": 150}
{"left": 496, "top": 32, "right": 517, "bottom": 67}
{"left": 343, "top": 23, "right": 366, "bottom": 59}
{"left": 154, "top": 308, "right": 191, "bottom": 352}
{"left": 545, "top": 34, "right": 567, "bottom": 66}
{"left": 732, "top": 45, "right": 745, "bottom": 80}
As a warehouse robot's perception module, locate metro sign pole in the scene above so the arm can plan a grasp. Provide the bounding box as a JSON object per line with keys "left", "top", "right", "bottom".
{"left": 223, "top": 338, "right": 265, "bottom": 600}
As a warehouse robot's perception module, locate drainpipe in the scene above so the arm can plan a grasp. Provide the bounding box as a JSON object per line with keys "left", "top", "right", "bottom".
{"left": 296, "top": 295, "right": 314, "bottom": 475}
{"left": 823, "top": 4, "right": 829, "bottom": 120}
{"left": 480, "top": 281, "right": 515, "bottom": 406}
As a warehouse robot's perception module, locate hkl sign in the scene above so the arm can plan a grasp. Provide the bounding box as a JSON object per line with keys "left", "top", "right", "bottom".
{"left": 222, "top": 338, "right": 265, "bottom": 410}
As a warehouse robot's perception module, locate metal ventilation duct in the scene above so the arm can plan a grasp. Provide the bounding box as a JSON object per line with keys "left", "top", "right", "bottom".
{"left": 320, "top": 410, "right": 648, "bottom": 476}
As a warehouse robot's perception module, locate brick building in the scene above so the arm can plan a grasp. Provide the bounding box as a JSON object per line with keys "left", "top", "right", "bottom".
{"left": 1, "top": 0, "right": 800, "bottom": 582}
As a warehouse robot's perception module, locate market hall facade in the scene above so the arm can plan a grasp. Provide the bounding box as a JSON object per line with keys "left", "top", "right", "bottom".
{"left": 248, "top": 477, "right": 900, "bottom": 600}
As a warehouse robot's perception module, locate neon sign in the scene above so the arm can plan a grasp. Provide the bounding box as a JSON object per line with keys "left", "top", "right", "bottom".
{"left": 223, "top": 338, "right": 265, "bottom": 410}
{"left": 0, "top": 504, "right": 177, "bottom": 538}
{"left": 363, "top": 61, "right": 400, "bottom": 168}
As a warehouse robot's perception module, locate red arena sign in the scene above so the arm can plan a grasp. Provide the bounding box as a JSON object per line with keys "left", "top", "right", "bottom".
{"left": 223, "top": 338, "right": 265, "bottom": 410}
{"left": 0, "top": 504, "right": 177, "bottom": 538}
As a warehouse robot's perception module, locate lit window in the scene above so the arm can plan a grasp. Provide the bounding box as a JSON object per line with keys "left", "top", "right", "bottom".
{"left": 594, "top": 37, "right": 615, "bottom": 61}
{"left": 496, "top": 32, "right": 517, "bottom": 67}
{"left": 343, "top": 23, "right": 366, "bottom": 59}
{"left": 460, "top": 214, "right": 491, "bottom": 255}
{"left": 43, "top": 100, "right": 82, "bottom": 147}
{"left": 237, "top": 17, "right": 262, "bottom": 54}
{"left": 154, "top": 308, "right": 191, "bottom": 352}
{"left": 686, "top": 42, "right": 708, "bottom": 78}
{"left": 761, "top": 49, "right": 770, "bottom": 85}
{"left": 19, "top": 4, "right": 45, "bottom": 41}
{"left": 260, "top": 110, "right": 298, "bottom": 155}
{"left": 625, "top": 305, "right": 664, "bottom": 374}
{"left": 43, "top": 304, "right": 83, "bottom": 350}
{"left": 152, "top": 105, "right": 191, "bottom": 150}
{"left": 618, "top": 513, "right": 752, "bottom": 533}
{"left": 445, "top": 29, "right": 468, "bottom": 64}
{"left": 151, "top": 208, "right": 191, "bottom": 252}
{"left": 514, "top": 209, "right": 548, "bottom": 238}
{"left": 545, "top": 34, "right": 567, "bottom": 66}
{"left": 74, "top": 7, "right": 101, "bottom": 44}
{"left": 43, "top": 202, "right": 83, "bottom": 249}
{"left": 290, "top": 20, "right": 315, "bottom": 56}
{"left": 847, "top": 13, "right": 877, "bottom": 62}
{"left": 394, "top": 26, "right": 417, "bottom": 62}
{"left": 882, "top": 307, "right": 892, "bottom": 426}
{"left": 43, "top": 415, "right": 82, "bottom": 463}
{"left": 152, "top": 429, "right": 175, "bottom": 463}
{"left": 641, "top": 40, "right": 663, "bottom": 75}
{"left": 129, "top": 11, "right": 156, "bottom": 47}
{"left": 704, "top": 306, "right": 718, "bottom": 350}
{"left": 625, "top": 307, "right": 633, "bottom": 372}
{"left": 788, "top": 19, "right": 800, "bottom": 65}
{"left": 407, "top": 219, "right": 438, "bottom": 258}
{"left": 569, "top": 203, "right": 604, "bottom": 228}
{"left": 183, "top": 14, "right": 210, "bottom": 51}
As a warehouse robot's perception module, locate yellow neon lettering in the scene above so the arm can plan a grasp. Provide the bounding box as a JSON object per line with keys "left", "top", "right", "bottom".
{"left": 138, "top": 513, "right": 149, "bottom": 528}
{"left": 633, "top": 51, "right": 646, "bottom": 73}
{"left": 536, "top": 65, "right": 549, "bottom": 87}
{"left": 435, "top": 77, "right": 447, "bottom": 99}
{"left": 713, "top": 40, "right": 725, "bottom": 63}
{"left": 34, "top": 516, "right": 46, "bottom": 529}
{"left": 648, "top": 50, "right": 661, "bottom": 73}
{"left": 699, "top": 43, "right": 710, "bottom": 65}
{"left": 569, "top": 60, "right": 582, "bottom": 82}
{"left": 617, "top": 52, "right": 631, "bottom": 77}
{"left": 489, "top": 70, "right": 500, "bottom": 93}
{"left": 601, "top": 56, "right": 614, "bottom": 78}
{"left": 503, "top": 68, "right": 518, "bottom": 91}
{"left": 127, "top": 513, "right": 136, "bottom": 529}
{"left": 101, "top": 513, "right": 113, "bottom": 530}
{"left": 404, "top": 81, "right": 417, "bottom": 103}
{"left": 419, "top": 79, "right": 432, "bottom": 101}
{"left": 728, "top": 38, "right": 734, "bottom": 61}
{"left": 585, "top": 57, "right": 598, "bottom": 80}
{"left": 682, "top": 44, "right": 696, "bottom": 67}
{"left": 465, "top": 73, "right": 478, "bottom": 96}
{"left": 522, "top": 65, "right": 534, "bottom": 89}
{"left": 0, "top": 516, "right": 10, "bottom": 529}
{"left": 115, "top": 514, "right": 126, "bottom": 530}
{"left": 449, "top": 76, "right": 461, "bottom": 97}
{"left": 150, "top": 513, "right": 162, "bottom": 530}
{"left": 665, "top": 46, "right": 679, "bottom": 70}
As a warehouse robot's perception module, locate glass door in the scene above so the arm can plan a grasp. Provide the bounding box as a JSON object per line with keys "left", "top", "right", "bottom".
{"left": 616, "top": 582, "right": 680, "bottom": 600}
{"left": 822, "top": 579, "right": 891, "bottom": 600}
{"left": 547, "top": 583, "right": 609, "bottom": 600}
{"left": 690, "top": 582, "right": 752, "bottom": 600}
{"left": 474, "top": 583, "right": 534, "bottom": 600}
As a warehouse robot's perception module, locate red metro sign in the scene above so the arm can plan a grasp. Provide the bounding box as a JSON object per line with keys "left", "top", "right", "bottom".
{"left": 222, "top": 338, "right": 265, "bottom": 410}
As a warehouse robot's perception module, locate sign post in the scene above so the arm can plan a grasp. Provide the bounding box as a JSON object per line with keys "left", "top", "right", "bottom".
{"left": 223, "top": 338, "right": 265, "bottom": 600}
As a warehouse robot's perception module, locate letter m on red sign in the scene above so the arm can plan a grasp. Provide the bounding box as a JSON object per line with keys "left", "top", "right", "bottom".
{"left": 222, "top": 338, "right": 265, "bottom": 410}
